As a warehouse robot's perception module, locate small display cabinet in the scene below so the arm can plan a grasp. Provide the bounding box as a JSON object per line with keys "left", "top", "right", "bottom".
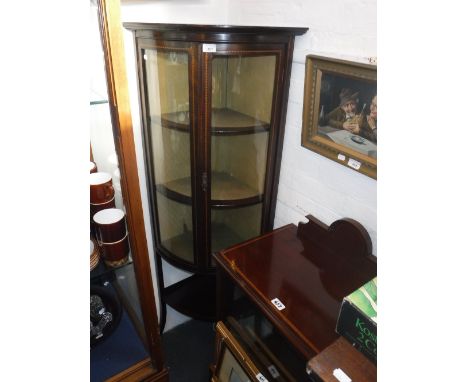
{"left": 213, "top": 215, "right": 377, "bottom": 381}
{"left": 125, "top": 23, "right": 308, "bottom": 326}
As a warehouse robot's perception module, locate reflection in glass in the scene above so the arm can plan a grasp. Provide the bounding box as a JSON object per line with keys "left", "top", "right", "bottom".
{"left": 226, "top": 302, "right": 310, "bottom": 382}
{"left": 143, "top": 49, "right": 194, "bottom": 263}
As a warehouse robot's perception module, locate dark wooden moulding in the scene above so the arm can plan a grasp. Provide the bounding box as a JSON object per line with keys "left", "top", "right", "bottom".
{"left": 214, "top": 214, "right": 377, "bottom": 360}
{"left": 125, "top": 23, "right": 308, "bottom": 329}
{"left": 159, "top": 108, "right": 271, "bottom": 136}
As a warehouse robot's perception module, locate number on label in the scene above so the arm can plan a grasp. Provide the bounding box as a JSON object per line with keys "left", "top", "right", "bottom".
{"left": 268, "top": 365, "right": 280, "bottom": 378}
{"left": 271, "top": 298, "right": 285, "bottom": 311}
{"left": 348, "top": 158, "right": 361, "bottom": 170}
{"left": 203, "top": 44, "right": 216, "bottom": 53}
{"left": 256, "top": 373, "right": 269, "bottom": 382}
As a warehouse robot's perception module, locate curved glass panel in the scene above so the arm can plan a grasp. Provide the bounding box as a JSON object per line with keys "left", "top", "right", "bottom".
{"left": 211, "top": 204, "right": 263, "bottom": 255}
{"left": 211, "top": 133, "right": 269, "bottom": 201}
{"left": 143, "top": 48, "right": 194, "bottom": 264}
{"left": 210, "top": 54, "right": 276, "bottom": 256}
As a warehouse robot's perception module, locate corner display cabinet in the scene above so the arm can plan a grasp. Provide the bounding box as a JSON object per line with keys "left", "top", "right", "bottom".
{"left": 125, "top": 23, "right": 308, "bottom": 328}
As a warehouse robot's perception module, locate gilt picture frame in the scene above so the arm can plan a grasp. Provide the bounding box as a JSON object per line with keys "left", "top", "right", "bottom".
{"left": 212, "top": 322, "right": 261, "bottom": 382}
{"left": 301, "top": 55, "right": 377, "bottom": 179}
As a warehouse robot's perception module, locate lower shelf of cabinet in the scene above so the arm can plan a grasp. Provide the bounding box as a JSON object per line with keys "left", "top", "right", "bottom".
{"left": 163, "top": 274, "right": 217, "bottom": 321}
{"left": 160, "top": 223, "right": 244, "bottom": 269}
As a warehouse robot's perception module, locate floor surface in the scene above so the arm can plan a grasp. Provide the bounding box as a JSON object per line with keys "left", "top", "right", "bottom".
{"left": 162, "top": 319, "right": 216, "bottom": 382}
{"left": 90, "top": 288, "right": 148, "bottom": 382}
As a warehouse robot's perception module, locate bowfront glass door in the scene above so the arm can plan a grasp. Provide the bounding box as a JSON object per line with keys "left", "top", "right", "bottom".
{"left": 209, "top": 49, "right": 278, "bottom": 258}
{"left": 142, "top": 44, "right": 196, "bottom": 265}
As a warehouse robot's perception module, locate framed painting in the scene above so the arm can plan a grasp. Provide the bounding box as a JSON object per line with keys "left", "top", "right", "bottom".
{"left": 212, "top": 321, "right": 264, "bottom": 382}
{"left": 301, "top": 55, "right": 377, "bottom": 179}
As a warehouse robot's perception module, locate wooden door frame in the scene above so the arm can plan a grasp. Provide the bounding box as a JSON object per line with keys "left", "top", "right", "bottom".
{"left": 105, "top": 358, "right": 170, "bottom": 382}
{"left": 96, "top": 0, "right": 166, "bottom": 374}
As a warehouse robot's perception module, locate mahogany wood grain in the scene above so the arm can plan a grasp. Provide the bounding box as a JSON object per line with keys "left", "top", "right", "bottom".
{"left": 160, "top": 108, "right": 270, "bottom": 135}
{"left": 156, "top": 173, "right": 263, "bottom": 207}
{"left": 105, "top": 358, "right": 169, "bottom": 382}
{"left": 124, "top": 23, "right": 308, "bottom": 44}
{"left": 214, "top": 215, "right": 376, "bottom": 360}
{"left": 306, "top": 337, "right": 376, "bottom": 382}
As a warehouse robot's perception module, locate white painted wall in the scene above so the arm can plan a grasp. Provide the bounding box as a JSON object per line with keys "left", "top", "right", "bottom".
{"left": 121, "top": 0, "right": 377, "bottom": 331}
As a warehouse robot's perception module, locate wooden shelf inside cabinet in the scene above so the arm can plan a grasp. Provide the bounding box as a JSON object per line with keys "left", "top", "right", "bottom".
{"left": 211, "top": 108, "right": 270, "bottom": 135}
{"left": 156, "top": 172, "right": 263, "bottom": 207}
{"left": 156, "top": 180, "right": 192, "bottom": 205}
{"left": 164, "top": 274, "right": 217, "bottom": 321}
{"left": 211, "top": 172, "right": 263, "bottom": 206}
{"left": 159, "top": 223, "right": 243, "bottom": 267}
{"left": 159, "top": 108, "right": 270, "bottom": 135}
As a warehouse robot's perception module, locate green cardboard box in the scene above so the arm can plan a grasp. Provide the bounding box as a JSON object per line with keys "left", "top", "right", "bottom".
{"left": 336, "top": 277, "right": 377, "bottom": 363}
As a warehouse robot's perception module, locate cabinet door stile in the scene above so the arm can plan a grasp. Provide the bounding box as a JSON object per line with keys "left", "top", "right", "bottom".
{"left": 201, "top": 48, "right": 213, "bottom": 269}
{"left": 189, "top": 42, "right": 204, "bottom": 269}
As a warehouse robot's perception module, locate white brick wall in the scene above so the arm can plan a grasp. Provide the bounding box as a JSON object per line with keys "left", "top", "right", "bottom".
{"left": 222, "top": 0, "right": 377, "bottom": 254}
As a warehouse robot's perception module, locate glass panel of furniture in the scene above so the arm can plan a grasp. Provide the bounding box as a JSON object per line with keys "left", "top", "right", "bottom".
{"left": 90, "top": 35, "right": 151, "bottom": 382}
{"left": 143, "top": 47, "right": 195, "bottom": 265}
{"left": 91, "top": 1, "right": 166, "bottom": 380}
{"left": 125, "top": 23, "right": 308, "bottom": 328}
{"left": 220, "top": 303, "right": 310, "bottom": 382}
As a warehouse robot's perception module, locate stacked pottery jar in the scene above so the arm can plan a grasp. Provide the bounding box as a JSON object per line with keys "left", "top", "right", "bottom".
{"left": 90, "top": 161, "right": 97, "bottom": 174}
{"left": 90, "top": 169, "right": 115, "bottom": 269}
{"left": 93, "top": 208, "right": 129, "bottom": 267}
{"left": 90, "top": 162, "right": 101, "bottom": 270}
{"left": 90, "top": 238, "right": 100, "bottom": 270}
{"left": 90, "top": 172, "right": 115, "bottom": 217}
